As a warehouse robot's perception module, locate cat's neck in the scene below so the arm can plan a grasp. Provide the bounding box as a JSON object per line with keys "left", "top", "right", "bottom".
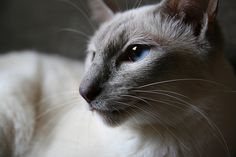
{"left": 122, "top": 85, "right": 236, "bottom": 157}
{"left": 122, "top": 108, "right": 234, "bottom": 157}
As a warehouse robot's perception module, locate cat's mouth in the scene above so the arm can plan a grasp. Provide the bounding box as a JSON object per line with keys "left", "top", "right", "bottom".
{"left": 96, "top": 108, "right": 126, "bottom": 116}
{"left": 93, "top": 106, "right": 134, "bottom": 126}
{"left": 88, "top": 99, "right": 139, "bottom": 126}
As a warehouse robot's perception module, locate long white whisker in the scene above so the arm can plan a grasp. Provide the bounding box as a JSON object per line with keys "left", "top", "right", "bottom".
{"left": 116, "top": 96, "right": 175, "bottom": 127}
{"left": 59, "top": 0, "right": 96, "bottom": 31}
{"left": 132, "top": 90, "right": 190, "bottom": 106}
{"left": 150, "top": 89, "right": 189, "bottom": 99}
{"left": 36, "top": 98, "right": 79, "bottom": 120}
{"left": 132, "top": 90, "right": 230, "bottom": 156}
{"left": 133, "top": 0, "right": 141, "bottom": 9}
{"left": 115, "top": 99, "right": 190, "bottom": 150}
{"left": 114, "top": 100, "right": 164, "bottom": 139}
{"left": 38, "top": 90, "right": 79, "bottom": 105}
{"left": 57, "top": 28, "right": 91, "bottom": 40}
{"left": 120, "top": 94, "right": 153, "bottom": 107}
{"left": 136, "top": 0, "right": 143, "bottom": 8}
{"left": 139, "top": 96, "right": 186, "bottom": 111}
{"left": 125, "top": 0, "right": 128, "bottom": 10}
{"left": 136, "top": 78, "right": 227, "bottom": 89}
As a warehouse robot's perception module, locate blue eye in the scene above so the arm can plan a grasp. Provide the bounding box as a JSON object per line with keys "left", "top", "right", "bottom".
{"left": 127, "top": 45, "right": 150, "bottom": 62}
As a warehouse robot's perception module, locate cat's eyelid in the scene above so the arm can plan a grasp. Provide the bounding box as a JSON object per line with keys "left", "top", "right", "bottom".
{"left": 122, "top": 40, "right": 159, "bottom": 52}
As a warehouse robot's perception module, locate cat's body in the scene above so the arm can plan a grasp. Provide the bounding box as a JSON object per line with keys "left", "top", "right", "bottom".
{"left": 0, "top": 52, "right": 171, "bottom": 157}
{"left": 1, "top": 50, "right": 235, "bottom": 157}
{"left": 1, "top": 0, "right": 236, "bottom": 157}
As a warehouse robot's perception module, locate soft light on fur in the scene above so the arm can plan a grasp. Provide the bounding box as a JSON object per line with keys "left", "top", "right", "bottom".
{"left": 0, "top": 0, "right": 236, "bottom": 157}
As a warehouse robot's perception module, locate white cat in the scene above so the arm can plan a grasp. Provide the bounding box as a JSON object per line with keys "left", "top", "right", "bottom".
{"left": 0, "top": 0, "right": 236, "bottom": 157}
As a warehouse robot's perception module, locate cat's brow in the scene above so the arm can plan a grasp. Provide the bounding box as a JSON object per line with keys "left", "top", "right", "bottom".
{"left": 95, "top": 29, "right": 128, "bottom": 57}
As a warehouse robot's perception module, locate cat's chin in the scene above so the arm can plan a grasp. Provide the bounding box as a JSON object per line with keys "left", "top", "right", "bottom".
{"left": 95, "top": 107, "right": 133, "bottom": 127}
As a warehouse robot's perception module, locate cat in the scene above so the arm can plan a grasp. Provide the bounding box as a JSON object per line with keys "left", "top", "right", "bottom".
{"left": 0, "top": 0, "right": 236, "bottom": 157}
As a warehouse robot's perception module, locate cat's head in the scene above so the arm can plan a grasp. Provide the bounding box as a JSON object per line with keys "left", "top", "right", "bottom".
{"left": 79, "top": 0, "right": 221, "bottom": 127}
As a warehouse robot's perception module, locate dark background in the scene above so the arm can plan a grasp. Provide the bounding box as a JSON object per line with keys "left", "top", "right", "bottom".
{"left": 0, "top": 0, "right": 235, "bottom": 71}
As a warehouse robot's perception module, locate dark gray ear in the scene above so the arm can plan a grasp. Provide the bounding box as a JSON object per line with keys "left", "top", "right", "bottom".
{"left": 88, "top": 0, "right": 119, "bottom": 24}
{"left": 162, "top": 0, "right": 219, "bottom": 36}
{"left": 207, "top": 0, "right": 219, "bottom": 23}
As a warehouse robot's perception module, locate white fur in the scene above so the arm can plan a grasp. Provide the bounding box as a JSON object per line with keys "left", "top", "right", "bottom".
{"left": 0, "top": 50, "right": 235, "bottom": 157}
{"left": 0, "top": 52, "right": 176, "bottom": 157}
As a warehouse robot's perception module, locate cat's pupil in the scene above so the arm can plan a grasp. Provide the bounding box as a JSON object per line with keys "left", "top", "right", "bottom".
{"left": 128, "top": 45, "right": 150, "bottom": 62}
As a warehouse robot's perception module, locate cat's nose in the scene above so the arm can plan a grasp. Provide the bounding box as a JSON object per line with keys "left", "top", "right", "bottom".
{"left": 79, "top": 83, "right": 102, "bottom": 103}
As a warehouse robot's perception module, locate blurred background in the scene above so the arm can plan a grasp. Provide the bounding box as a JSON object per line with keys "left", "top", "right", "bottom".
{"left": 0, "top": 0, "right": 235, "bottom": 71}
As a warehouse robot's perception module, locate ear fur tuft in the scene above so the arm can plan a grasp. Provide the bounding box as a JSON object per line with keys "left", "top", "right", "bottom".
{"left": 162, "top": 0, "right": 219, "bottom": 36}
{"left": 88, "top": 0, "right": 119, "bottom": 24}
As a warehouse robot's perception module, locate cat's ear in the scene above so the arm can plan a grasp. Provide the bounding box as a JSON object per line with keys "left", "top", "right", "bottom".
{"left": 207, "top": 0, "right": 219, "bottom": 23}
{"left": 88, "top": 0, "right": 119, "bottom": 24}
{"left": 162, "top": 0, "right": 219, "bottom": 36}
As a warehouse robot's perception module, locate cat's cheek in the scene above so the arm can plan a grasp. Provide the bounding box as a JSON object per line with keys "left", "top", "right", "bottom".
{"left": 118, "top": 59, "right": 150, "bottom": 74}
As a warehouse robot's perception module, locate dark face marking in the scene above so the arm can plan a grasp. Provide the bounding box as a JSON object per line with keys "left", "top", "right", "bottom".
{"left": 80, "top": 1, "right": 219, "bottom": 126}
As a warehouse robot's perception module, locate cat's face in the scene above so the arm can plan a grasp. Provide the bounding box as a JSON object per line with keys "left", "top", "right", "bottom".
{"left": 80, "top": 0, "right": 219, "bottom": 126}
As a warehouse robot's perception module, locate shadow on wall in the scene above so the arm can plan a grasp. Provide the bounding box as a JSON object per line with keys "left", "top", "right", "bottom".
{"left": 0, "top": 0, "right": 235, "bottom": 71}
{"left": 0, "top": 0, "right": 95, "bottom": 59}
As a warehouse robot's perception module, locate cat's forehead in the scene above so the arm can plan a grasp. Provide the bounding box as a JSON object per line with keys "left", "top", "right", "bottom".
{"left": 88, "top": 4, "right": 199, "bottom": 54}
{"left": 89, "top": 6, "right": 156, "bottom": 51}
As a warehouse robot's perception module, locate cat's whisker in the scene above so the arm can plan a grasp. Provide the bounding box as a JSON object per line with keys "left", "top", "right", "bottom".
{"left": 149, "top": 89, "right": 190, "bottom": 99}
{"left": 59, "top": 0, "right": 96, "bottom": 31}
{"left": 57, "top": 28, "right": 91, "bottom": 40}
{"left": 124, "top": 96, "right": 186, "bottom": 127}
{"left": 164, "top": 125, "right": 191, "bottom": 152}
{"left": 86, "top": 108, "right": 93, "bottom": 146}
{"left": 136, "top": 96, "right": 204, "bottom": 153}
{"left": 131, "top": 90, "right": 191, "bottom": 107}
{"left": 101, "top": 96, "right": 121, "bottom": 101}
{"left": 133, "top": 0, "right": 138, "bottom": 9}
{"left": 135, "top": 78, "right": 228, "bottom": 89}
{"left": 136, "top": 0, "right": 143, "bottom": 8}
{"left": 125, "top": 0, "right": 128, "bottom": 10}
{"left": 133, "top": 0, "right": 143, "bottom": 9}
{"left": 131, "top": 111, "right": 165, "bottom": 141}
{"left": 114, "top": 98, "right": 174, "bottom": 127}
{"left": 115, "top": 99, "right": 190, "bottom": 150}
{"left": 136, "top": 91, "right": 231, "bottom": 156}
{"left": 114, "top": 100, "right": 152, "bottom": 116}
{"left": 73, "top": 81, "right": 81, "bottom": 90}
{"left": 131, "top": 89, "right": 190, "bottom": 100}
{"left": 123, "top": 90, "right": 230, "bottom": 155}
{"left": 120, "top": 94, "right": 153, "bottom": 107}
{"left": 119, "top": 95, "right": 183, "bottom": 128}
{"left": 111, "top": 86, "right": 188, "bottom": 99}
{"left": 74, "top": 0, "right": 90, "bottom": 15}
{"left": 132, "top": 90, "right": 206, "bottom": 119}
{"left": 114, "top": 100, "right": 164, "bottom": 139}
{"left": 38, "top": 90, "right": 80, "bottom": 105}
{"left": 129, "top": 108, "right": 166, "bottom": 142}
{"left": 138, "top": 96, "right": 186, "bottom": 111}
{"left": 36, "top": 98, "right": 79, "bottom": 120}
